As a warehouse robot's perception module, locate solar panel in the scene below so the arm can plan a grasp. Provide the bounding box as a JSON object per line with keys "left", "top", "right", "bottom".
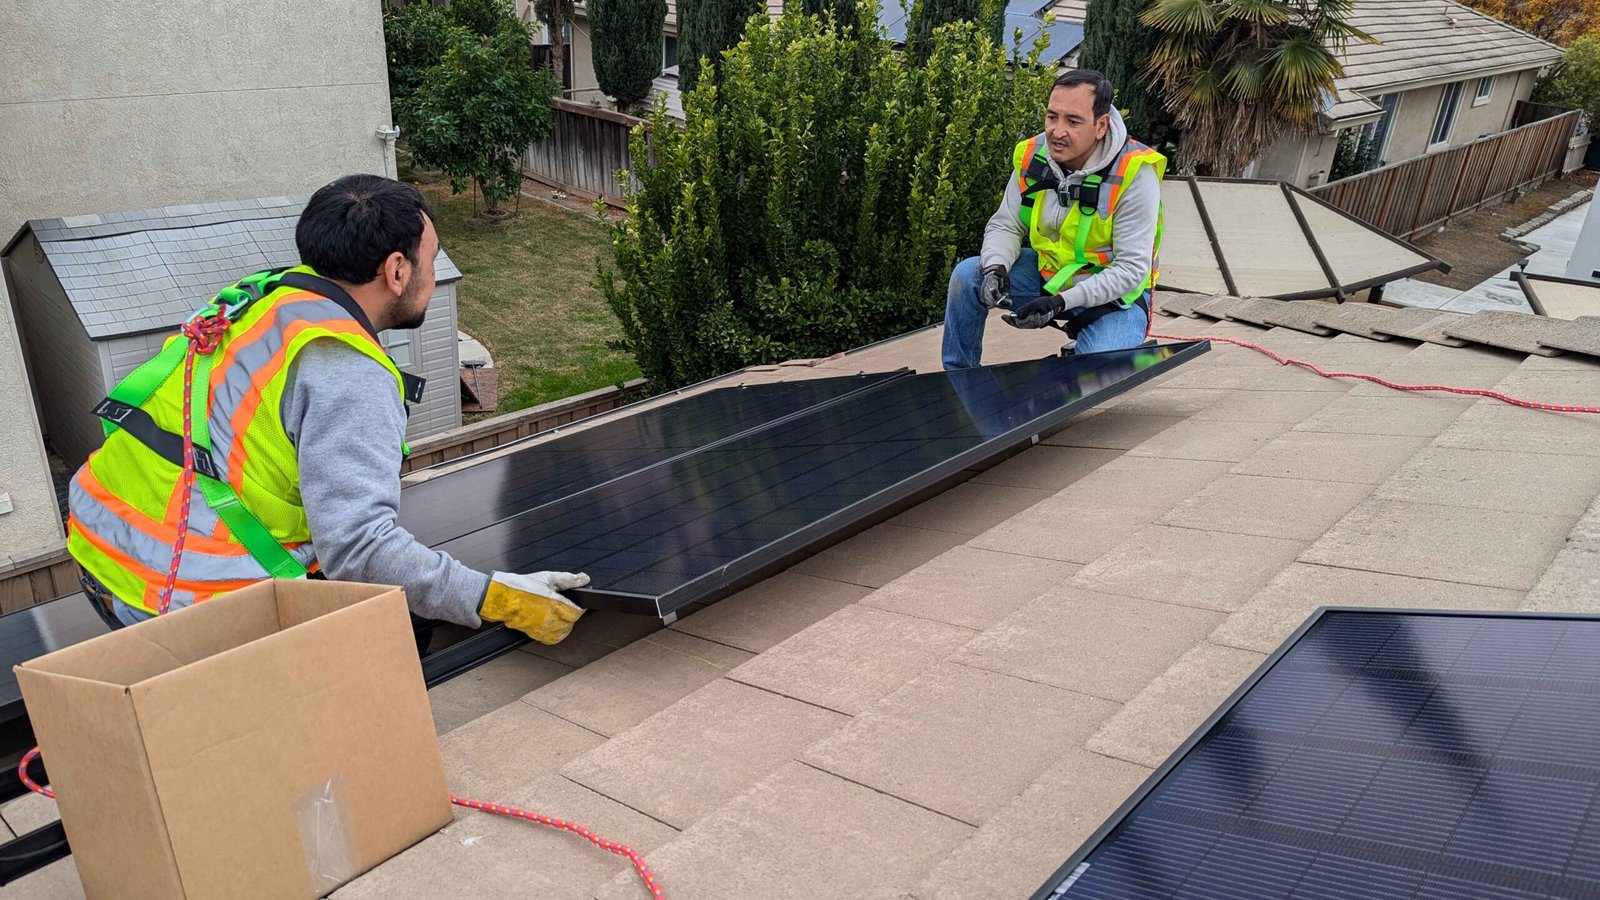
{"left": 0, "top": 593, "right": 112, "bottom": 723}
{"left": 1033, "top": 609, "right": 1600, "bottom": 900}
{"left": 437, "top": 343, "right": 1205, "bottom": 618}
{"left": 399, "top": 373, "right": 902, "bottom": 546}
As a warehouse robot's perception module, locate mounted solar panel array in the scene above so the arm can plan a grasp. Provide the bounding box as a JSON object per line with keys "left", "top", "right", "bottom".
{"left": 414, "top": 342, "right": 1205, "bottom": 618}
{"left": 1034, "top": 609, "right": 1600, "bottom": 900}
{"left": 0, "top": 594, "right": 109, "bottom": 722}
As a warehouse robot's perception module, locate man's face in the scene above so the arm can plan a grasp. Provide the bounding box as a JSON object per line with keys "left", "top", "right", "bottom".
{"left": 390, "top": 214, "right": 438, "bottom": 331}
{"left": 1045, "top": 84, "right": 1109, "bottom": 169}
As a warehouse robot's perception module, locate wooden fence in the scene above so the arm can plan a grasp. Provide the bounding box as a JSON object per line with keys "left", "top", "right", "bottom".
{"left": 1310, "top": 110, "right": 1581, "bottom": 241}
{"left": 522, "top": 98, "right": 646, "bottom": 207}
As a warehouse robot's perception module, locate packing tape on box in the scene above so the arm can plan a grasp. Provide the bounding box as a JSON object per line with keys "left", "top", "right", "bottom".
{"left": 296, "top": 776, "right": 358, "bottom": 896}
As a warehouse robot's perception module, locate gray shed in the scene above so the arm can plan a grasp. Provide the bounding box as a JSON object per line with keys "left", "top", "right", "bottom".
{"left": 2, "top": 197, "right": 464, "bottom": 470}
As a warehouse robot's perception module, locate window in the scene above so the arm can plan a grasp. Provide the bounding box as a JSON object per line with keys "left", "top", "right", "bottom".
{"left": 1430, "top": 82, "right": 1464, "bottom": 149}
{"left": 1358, "top": 93, "right": 1401, "bottom": 167}
{"left": 663, "top": 35, "right": 678, "bottom": 73}
{"left": 1473, "top": 75, "right": 1495, "bottom": 106}
{"left": 382, "top": 329, "right": 416, "bottom": 370}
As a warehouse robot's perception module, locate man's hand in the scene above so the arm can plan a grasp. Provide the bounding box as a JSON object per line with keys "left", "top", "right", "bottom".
{"left": 481, "top": 571, "right": 589, "bottom": 644}
{"left": 1010, "top": 294, "right": 1066, "bottom": 329}
{"left": 979, "top": 265, "right": 1010, "bottom": 309}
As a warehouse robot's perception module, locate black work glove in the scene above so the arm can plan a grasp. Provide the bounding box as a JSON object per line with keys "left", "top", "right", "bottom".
{"left": 979, "top": 265, "right": 1010, "bottom": 309}
{"left": 1011, "top": 293, "right": 1065, "bottom": 329}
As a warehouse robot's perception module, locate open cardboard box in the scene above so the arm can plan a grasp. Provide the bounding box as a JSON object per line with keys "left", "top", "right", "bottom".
{"left": 16, "top": 580, "right": 452, "bottom": 898}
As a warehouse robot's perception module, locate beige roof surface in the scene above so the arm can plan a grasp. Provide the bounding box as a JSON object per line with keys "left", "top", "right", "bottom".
{"left": 1523, "top": 275, "right": 1600, "bottom": 321}
{"left": 1161, "top": 178, "right": 1445, "bottom": 300}
{"left": 9, "top": 298, "right": 1600, "bottom": 899}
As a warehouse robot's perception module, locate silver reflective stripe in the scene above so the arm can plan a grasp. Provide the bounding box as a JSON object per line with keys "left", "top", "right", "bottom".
{"left": 69, "top": 473, "right": 308, "bottom": 584}
{"left": 207, "top": 295, "right": 356, "bottom": 468}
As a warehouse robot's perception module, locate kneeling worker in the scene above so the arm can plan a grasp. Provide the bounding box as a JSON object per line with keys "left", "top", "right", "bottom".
{"left": 943, "top": 69, "right": 1165, "bottom": 369}
{"left": 67, "top": 174, "right": 587, "bottom": 646}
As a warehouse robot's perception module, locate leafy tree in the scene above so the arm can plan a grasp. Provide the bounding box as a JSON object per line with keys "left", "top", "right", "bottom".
{"left": 797, "top": 0, "right": 860, "bottom": 22}
{"left": 535, "top": 0, "right": 576, "bottom": 86}
{"left": 1141, "top": 0, "right": 1374, "bottom": 175}
{"left": 678, "top": 0, "right": 764, "bottom": 89}
{"left": 590, "top": 0, "right": 668, "bottom": 109}
{"left": 402, "top": 31, "right": 559, "bottom": 216}
{"left": 383, "top": 4, "right": 470, "bottom": 108}
{"left": 906, "top": 0, "right": 1003, "bottom": 62}
{"left": 1536, "top": 36, "right": 1600, "bottom": 124}
{"left": 446, "top": 0, "right": 529, "bottom": 41}
{"left": 1080, "top": 0, "right": 1180, "bottom": 152}
{"left": 599, "top": 10, "right": 1056, "bottom": 386}
{"left": 1456, "top": 0, "right": 1599, "bottom": 47}
{"left": 1328, "top": 126, "right": 1380, "bottom": 180}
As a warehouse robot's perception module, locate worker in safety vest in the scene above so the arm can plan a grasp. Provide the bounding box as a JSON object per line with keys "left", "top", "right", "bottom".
{"left": 942, "top": 69, "right": 1166, "bottom": 369}
{"left": 67, "top": 174, "right": 588, "bottom": 647}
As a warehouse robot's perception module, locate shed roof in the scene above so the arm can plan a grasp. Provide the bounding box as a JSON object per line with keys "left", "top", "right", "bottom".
{"left": 4, "top": 197, "right": 461, "bottom": 341}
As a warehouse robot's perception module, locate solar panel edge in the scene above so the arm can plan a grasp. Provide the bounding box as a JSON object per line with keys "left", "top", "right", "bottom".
{"left": 578, "top": 341, "right": 1212, "bottom": 618}
{"left": 1030, "top": 608, "right": 1600, "bottom": 900}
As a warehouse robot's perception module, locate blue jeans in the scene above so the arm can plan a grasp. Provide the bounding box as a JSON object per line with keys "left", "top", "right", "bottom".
{"left": 941, "top": 249, "right": 1150, "bottom": 370}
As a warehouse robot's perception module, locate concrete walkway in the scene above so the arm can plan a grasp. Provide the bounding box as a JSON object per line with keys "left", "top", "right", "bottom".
{"left": 1386, "top": 200, "right": 1591, "bottom": 315}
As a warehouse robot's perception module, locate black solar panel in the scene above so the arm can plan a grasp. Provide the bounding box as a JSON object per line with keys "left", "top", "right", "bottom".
{"left": 438, "top": 343, "right": 1204, "bottom": 617}
{"left": 399, "top": 373, "right": 902, "bottom": 545}
{"left": 1033, "top": 609, "right": 1600, "bottom": 900}
{"left": 0, "top": 593, "right": 112, "bottom": 722}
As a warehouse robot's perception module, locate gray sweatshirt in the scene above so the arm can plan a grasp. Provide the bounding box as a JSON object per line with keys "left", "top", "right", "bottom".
{"left": 981, "top": 107, "right": 1161, "bottom": 311}
{"left": 281, "top": 341, "right": 489, "bottom": 627}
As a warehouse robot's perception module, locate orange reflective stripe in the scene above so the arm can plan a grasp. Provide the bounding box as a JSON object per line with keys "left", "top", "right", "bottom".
{"left": 1108, "top": 150, "right": 1161, "bottom": 214}
{"left": 1016, "top": 137, "right": 1041, "bottom": 191}
{"left": 74, "top": 515, "right": 254, "bottom": 599}
{"left": 222, "top": 319, "right": 378, "bottom": 494}
{"left": 209, "top": 288, "right": 322, "bottom": 392}
{"left": 76, "top": 465, "right": 290, "bottom": 560}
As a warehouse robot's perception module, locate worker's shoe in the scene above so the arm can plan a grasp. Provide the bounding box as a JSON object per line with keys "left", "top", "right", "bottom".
{"left": 480, "top": 571, "right": 589, "bottom": 644}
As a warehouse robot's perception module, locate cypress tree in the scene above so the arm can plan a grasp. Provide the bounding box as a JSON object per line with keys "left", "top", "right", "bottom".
{"left": 905, "top": 0, "right": 1001, "bottom": 63}
{"left": 590, "top": 0, "right": 667, "bottom": 110}
{"left": 678, "top": 0, "right": 764, "bottom": 90}
{"left": 1079, "top": 0, "right": 1179, "bottom": 150}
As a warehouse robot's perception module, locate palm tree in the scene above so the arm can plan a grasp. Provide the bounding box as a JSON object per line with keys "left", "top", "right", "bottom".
{"left": 1140, "top": 0, "right": 1374, "bottom": 175}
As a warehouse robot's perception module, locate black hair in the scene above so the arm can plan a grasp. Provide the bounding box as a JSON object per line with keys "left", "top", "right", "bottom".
{"left": 296, "top": 174, "right": 435, "bottom": 284}
{"left": 1052, "top": 69, "right": 1114, "bottom": 120}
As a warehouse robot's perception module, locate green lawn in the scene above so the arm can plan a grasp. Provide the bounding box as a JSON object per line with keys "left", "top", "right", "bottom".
{"left": 416, "top": 180, "right": 640, "bottom": 414}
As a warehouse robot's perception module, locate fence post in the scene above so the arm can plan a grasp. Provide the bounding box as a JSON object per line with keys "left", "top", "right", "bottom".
{"left": 1410, "top": 153, "right": 1440, "bottom": 239}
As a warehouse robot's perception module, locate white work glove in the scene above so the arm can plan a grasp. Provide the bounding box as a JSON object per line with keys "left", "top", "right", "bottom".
{"left": 479, "top": 571, "right": 590, "bottom": 644}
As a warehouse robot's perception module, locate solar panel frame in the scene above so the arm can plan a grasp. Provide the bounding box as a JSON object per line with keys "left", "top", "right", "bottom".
{"left": 544, "top": 341, "right": 1210, "bottom": 618}
{"left": 1029, "top": 607, "right": 1600, "bottom": 900}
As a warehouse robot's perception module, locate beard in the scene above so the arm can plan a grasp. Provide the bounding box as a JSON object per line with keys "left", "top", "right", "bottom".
{"left": 390, "top": 277, "right": 429, "bottom": 331}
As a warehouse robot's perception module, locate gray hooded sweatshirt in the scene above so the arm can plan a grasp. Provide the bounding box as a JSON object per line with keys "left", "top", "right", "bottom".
{"left": 981, "top": 107, "right": 1161, "bottom": 312}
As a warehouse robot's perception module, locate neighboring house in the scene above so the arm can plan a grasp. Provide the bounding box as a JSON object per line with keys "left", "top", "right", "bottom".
{"left": 0, "top": 0, "right": 397, "bottom": 582}
{"left": 2, "top": 199, "right": 464, "bottom": 473}
{"left": 1249, "top": 0, "right": 1565, "bottom": 187}
{"left": 547, "top": 0, "right": 1082, "bottom": 119}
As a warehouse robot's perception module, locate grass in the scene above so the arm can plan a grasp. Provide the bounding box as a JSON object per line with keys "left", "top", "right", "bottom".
{"left": 414, "top": 179, "right": 640, "bottom": 414}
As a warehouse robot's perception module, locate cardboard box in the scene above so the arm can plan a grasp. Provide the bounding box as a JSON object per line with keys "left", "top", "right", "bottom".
{"left": 16, "top": 581, "right": 453, "bottom": 898}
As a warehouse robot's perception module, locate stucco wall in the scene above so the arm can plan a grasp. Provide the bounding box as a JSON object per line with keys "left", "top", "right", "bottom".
{"left": 0, "top": 0, "right": 396, "bottom": 561}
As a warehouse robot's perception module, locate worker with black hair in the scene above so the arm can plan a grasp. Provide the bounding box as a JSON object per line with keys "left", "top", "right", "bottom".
{"left": 943, "top": 69, "right": 1166, "bottom": 368}
{"left": 68, "top": 174, "right": 587, "bottom": 647}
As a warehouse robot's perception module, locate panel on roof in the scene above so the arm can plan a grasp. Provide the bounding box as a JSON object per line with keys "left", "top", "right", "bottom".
{"left": 399, "top": 372, "right": 903, "bottom": 546}
{"left": 1153, "top": 183, "right": 1230, "bottom": 296}
{"left": 1155, "top": 179, "right": 1445, "bottom": 300}
{"left": 435, "top": 343, "right": 1205, "bottom": 617}
{"left": 1197, "top": 180, "right": 1329, "bottom": 296}
{"left": 1291, "top": 190, "right": 1435, "bottom": 289}
{"left": 1034, "top": 609, "right": 1600, "bottom": 900}
{"left": 1525, "top": 277, "right": 1600, "bottom": 321}
{"left": 0, "top": 594, "right": 112, "bottom": 722}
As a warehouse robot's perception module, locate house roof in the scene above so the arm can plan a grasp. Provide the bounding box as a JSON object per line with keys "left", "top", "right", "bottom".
{"left": 1042, "top": 0, "right": 1564, "bottom": 126}
{"left": 4, "top": 198, "right": 462, "bottom": 341}
{"left": 1335, "top": 0, "right": 1564, "bottom": 99}
{"left": 11, "top": 295, "right": 1600, "bottom": 897}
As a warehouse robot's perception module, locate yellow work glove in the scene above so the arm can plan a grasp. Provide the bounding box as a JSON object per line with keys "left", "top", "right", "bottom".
{"left": 480, "top": 571, "right": 590, "bottom": 645}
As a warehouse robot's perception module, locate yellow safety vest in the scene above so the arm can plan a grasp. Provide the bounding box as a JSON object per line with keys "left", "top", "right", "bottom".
{"left": 1012, "top": 135, "right": 1167, "bottom": 307}
{"left": 67, "top": 266, "right": 413, "bottom": 614}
